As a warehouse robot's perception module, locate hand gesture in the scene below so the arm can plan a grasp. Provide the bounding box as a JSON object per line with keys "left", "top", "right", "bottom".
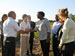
{"left": 25, "top": 28, "right": 29, "bottom": 34}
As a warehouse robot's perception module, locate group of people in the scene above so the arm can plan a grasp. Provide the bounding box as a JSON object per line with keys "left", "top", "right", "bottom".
{"left": 1, "top": 11, "right": 50, "bottom": 56}
{"left": 52, "top": 8, "right": 75, "bottom": 56}
{"left": 0, "top": 8, "right": 75, "bottom": 56}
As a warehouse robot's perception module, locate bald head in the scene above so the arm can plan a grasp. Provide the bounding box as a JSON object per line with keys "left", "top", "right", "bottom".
{"left": 8, "top": 11, "right": 16, "bottom": 19}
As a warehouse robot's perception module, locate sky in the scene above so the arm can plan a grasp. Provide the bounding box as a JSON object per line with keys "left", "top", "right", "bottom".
{"left": 0, "top": 0, "right": 75, "bottom": 22}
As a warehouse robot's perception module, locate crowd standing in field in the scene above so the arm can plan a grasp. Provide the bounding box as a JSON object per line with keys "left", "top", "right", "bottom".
{"left": 0, "top": 8, "right": 75, "bottom": 56}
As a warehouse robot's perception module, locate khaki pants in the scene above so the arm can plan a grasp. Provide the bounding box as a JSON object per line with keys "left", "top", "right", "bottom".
{"left": 20, "top": 36, "right": 30, "bottom": 56}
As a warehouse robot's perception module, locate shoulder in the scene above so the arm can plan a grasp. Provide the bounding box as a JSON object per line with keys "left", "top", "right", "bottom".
{"left": 64, "top": 18, "right": 72, "bottom": 25}
{"left": 3, "top": 19, "right": 8, "bottom": 25}
{"left": 45, "top": 18, "right": 49, "bottom": 22}
{"left": 44, "top": 18, "right": 50, "bottom": 24}
{"left": 53, "top": 22, "right": 57, "bottom": 26}
{"left": 8, "top": 18, "right": 16, "bottom": 24}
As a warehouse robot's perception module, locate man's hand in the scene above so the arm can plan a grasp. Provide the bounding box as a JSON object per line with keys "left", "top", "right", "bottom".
{"left": 58, "top": 44, "right": 62, "bottom": 50}
{"left": 46, "top": 38, "right": 50, "bottom": 43}
{"left": 25, "top": 29, "right": 30, "bottom": 34}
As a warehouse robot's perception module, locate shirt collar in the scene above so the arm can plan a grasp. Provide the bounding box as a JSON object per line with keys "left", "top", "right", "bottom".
{"left": 8, "top": 17, "right": 14, "bottom": 20}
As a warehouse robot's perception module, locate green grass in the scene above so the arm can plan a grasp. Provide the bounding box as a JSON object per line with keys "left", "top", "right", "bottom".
{"left": 34, "top": 22, "right": 53, "bottom": 38}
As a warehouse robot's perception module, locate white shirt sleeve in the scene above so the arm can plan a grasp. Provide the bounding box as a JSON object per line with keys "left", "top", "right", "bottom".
{"left": 46, "top": 20, "right": 51, "bottom": 32}
{"left": 13, "top": 21, "right": 20, "bottom": 32}
{"left": 20, "top": 23, "right": 24, "bottom": 30}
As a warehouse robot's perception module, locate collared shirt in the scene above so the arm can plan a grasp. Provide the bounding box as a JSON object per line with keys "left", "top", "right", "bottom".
{"left": 3, "top": 17, "right": 20, "bottom": 38}
{"left": 20, "top": 21, "right": 30, "bottom": 37}
{"left": 51, "top": 21, "right": 62, "bottom": 37}
{"left": 35, "top": 18, "right": 51, "bottom": 40}
{"left": 59, "top": 18, "right": 75, "bottom": 47}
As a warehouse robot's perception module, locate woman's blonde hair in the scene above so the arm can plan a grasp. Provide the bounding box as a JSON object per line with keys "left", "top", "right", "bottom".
{"left": 58, "top": 8, "right": 68, "bottom": 17}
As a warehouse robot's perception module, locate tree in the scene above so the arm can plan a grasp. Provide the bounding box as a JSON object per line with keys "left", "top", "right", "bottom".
{"left": 69, "top": 13, "right": 75, "bottom": 21}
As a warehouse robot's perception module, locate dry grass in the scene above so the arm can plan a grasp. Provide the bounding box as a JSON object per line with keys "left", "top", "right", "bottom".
{"left": 16, "top": 37, "right": 53, "bottom": 56}
{"left": 0, "top": 37, "right": 75, "bottom": 56}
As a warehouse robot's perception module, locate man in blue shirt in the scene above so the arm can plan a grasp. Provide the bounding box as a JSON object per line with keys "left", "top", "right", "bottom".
{"left": 52, "top": 15, "right": 62, "bottom": 56}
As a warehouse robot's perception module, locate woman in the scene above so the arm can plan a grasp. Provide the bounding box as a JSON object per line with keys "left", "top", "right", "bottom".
{"left": 58, "top": 8, "right": 75, "bottom": 56}
{"left": 20, "top": 14, "right": 31, "bottom": 56}
{"left": 52, "top": 15, "right": 62, "bottom": 56}
{"left": 1, "top": 14, "right": 8, "bottom": 56}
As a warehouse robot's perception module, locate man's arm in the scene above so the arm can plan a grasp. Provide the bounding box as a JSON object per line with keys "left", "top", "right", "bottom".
{"left": 14, "top": 21, "right": 29, "bottom": 34}
{"left": 18, "top": 30, "right": 29, "bottom": 34}
{"left": 46, "top": 32, "right": 50, "bottom": 43}
{"left": 29, "top": 29, "right": 37, "bottom": 32}
{"left": 46, "top": 20, "right": 51, "bottom": 43}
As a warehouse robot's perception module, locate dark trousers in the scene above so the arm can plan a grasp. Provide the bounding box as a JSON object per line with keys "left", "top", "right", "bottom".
{"left": 5, "top": 37, "right": 16, "bottom": 56}
{"left": 29, "top": 36, "right": 34, "bottom": 53}
{"left": 2, "top": 46, "right": 6, "bottom": 56}
{"left": 1, "top": 35, "right": 6, "bottom": 56}
{"left": 52, "top": 36, "right": 61, "bottom": 56}
{"left": 63, "top": 42, "right": 75, "bottom": 56}
{"left": 40, "top": 39, "right": 50, "bottom": 56}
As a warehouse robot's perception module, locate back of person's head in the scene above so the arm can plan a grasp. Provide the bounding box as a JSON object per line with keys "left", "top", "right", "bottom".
{"left": 8, "top": 11, "right": 16, "bottom": 17}
{"left": 2, "top": 14, "right": 8, "bottom": 22}
{"left": 22, "top": 14, "right": 28, "bottom": 20}
{"left": 8, "top": 11, "right": 16, "bottom": 19}
{"left": 55, "top": 15, "right": 59, "bottom": 21}
{"left": 38, "top": 11, "right": 45, "bottom": 18}
{"left": 58, "top": 8, "right": 68, "bottom": 18}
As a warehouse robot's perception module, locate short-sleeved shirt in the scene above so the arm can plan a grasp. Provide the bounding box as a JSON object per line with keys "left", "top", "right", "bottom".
{"left": 35, "top": 18, "right": 51, "bottom": 40}
{"left": 3, "top": 17, "right": 20, "bottom": 38}
{"left": 51, "top": 21, "right": 62, "bottom": 37}
{"left": 20, "top": 21, "right": 30, "bottom": 37}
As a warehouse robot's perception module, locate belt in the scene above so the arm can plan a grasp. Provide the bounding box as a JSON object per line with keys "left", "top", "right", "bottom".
{"left": 5, "top": 37, "right": 16, "bottom": 42}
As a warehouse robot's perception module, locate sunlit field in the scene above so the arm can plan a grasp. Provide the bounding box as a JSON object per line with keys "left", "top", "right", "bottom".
{"left": 0, "top": 22, "right": 75, "bottom": 56}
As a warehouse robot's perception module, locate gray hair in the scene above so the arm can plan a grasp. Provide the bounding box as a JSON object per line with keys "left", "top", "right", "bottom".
{"left": 8, "top": 11, "right": 16, "bottom": 17}
{"left": 22, "top": 14, "right": 28, "bottom": 19}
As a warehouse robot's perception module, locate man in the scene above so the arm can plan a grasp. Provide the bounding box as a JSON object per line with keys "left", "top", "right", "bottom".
{"left": 30, "top": 11, "right": 51, "bottom": 56}
{"left": 3, "top": 11, "right": 29, "bottom": 56}
{"left": 1, "top": 14, "right": 8, "bottom": 56}
{"left": 27, "top": 15, "right": 35, "bottom": 55}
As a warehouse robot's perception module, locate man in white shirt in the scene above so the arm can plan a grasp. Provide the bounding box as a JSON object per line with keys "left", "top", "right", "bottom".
{"left": 30, "top": 11, "right": 51, "bottom": 56}
{"left": 3, "top": 11, "right": 29, "bottom": 56}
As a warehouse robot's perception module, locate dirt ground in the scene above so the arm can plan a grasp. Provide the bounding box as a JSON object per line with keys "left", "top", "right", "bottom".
{"left": 0, "top": 37, "right": 75, "bottom": 56}
{"left": 0, "top": 37, "right": 53, "bottom": 56}
{"left": 16, "top": 37, "right": 53, "bottom": 56}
